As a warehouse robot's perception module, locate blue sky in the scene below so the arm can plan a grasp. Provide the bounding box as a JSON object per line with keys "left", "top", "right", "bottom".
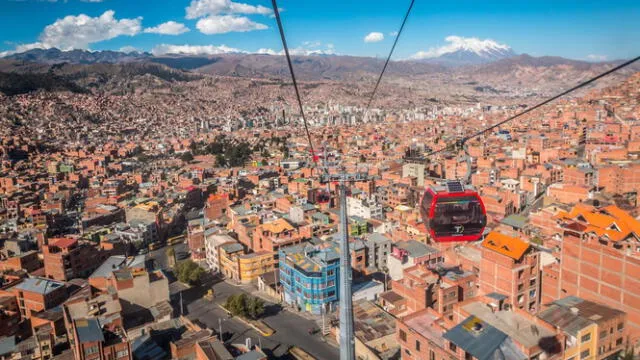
{"left": 0, "top": 0, "right": 638, "bottom": 61}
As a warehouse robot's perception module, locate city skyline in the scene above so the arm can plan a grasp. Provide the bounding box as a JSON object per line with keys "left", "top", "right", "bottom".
{"left": 1, "top": 0, "right": 639, "bottom": 61}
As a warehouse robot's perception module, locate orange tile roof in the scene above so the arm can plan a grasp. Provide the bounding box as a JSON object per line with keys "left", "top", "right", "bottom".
{"left": 481, "top": 232, "right": 530, "bottom": 260}
{"left": 261, "top": 218, "right": 294, "bottom": 234}
{"left": 556, "top": 204, "right": 640, "bottom": 242}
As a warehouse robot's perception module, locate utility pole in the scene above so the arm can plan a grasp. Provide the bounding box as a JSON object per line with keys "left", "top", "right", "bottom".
{"left": 338, "top": 180, "right": 355, "bottom": 360}
{"left": 180, "top": 291, "right": 184, "bottom": 317}
{"left": 319, "top": 172, "right": 369, "bottom": 360}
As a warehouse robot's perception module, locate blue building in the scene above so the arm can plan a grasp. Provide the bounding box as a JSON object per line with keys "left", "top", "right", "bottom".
{"left": 279, "top": 243, "right": 340, "bottom": 314}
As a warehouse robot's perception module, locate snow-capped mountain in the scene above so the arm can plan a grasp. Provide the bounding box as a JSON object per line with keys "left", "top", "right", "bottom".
{"left": 411, "top": 36, "right": 517, "bottom": 66}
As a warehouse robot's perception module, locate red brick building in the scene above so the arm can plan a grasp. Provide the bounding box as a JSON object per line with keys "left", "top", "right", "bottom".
{"left": 43, "top": 238, "right": 109, "bottom": 281}
{"left": 3, "top": 277, "right": 67, "bottom": 319}
{"left": 549, "top": 204, "right": 640, "bottom": 347}
{"left": 479, "top": 232, "right": 541, "bottom": 313}
{"left": 204, "top": 193, "right": 229, "bottom": 221}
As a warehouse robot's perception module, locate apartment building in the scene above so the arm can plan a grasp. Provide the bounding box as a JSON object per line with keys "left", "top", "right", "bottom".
{"left": 479, "top": 232, "right": 541, "bottom": 314}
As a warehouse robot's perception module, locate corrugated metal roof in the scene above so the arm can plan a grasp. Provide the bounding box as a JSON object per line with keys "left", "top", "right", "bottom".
{"left": 75, "top": 318, "right": 105, "bottom": 343}
{"left": 443, "top": 316, "right": 509, "bottom": 360}
{"left": 14, "top": 277, "right": 64, "bottom": 295}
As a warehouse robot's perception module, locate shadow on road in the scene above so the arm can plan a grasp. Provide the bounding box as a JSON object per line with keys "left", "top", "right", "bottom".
{"left": 263, "top": 303, "right": 283, "bottom": 318}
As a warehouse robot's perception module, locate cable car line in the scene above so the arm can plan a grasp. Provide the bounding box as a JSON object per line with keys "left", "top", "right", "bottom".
{"left": 271, "top": 0, "right": 317, "bottom": 165}
{"left": 427, "top": 55, "right": 640, "bottom": 157}
{"left": 364, "top": 0, "right": 416, "bottom": 117}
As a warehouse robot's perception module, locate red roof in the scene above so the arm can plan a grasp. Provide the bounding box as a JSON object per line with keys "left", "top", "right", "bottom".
{"left": 51, "top": 238, "right": 77, "bottom": 249}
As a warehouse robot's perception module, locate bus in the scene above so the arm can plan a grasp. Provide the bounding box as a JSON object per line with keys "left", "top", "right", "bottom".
{"left": 167, "top": 234, "right": 186, "bottom": 246}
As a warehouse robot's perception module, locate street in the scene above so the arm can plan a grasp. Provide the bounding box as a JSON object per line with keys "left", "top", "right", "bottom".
{"left": 148, "top": 242, "right": 339, "bottom": 359}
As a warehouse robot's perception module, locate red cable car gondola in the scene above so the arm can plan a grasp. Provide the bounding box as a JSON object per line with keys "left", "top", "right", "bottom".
{"left": 420, "top": 181, "right": 487, "bottom": 243}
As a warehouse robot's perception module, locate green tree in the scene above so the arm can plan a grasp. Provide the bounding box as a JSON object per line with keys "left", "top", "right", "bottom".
{"left": 225, "top": 293, "right": 248, "bottom": 317}
{"left": 216, "top": 154, "right": 227, "bottom": 167}
{"left": 246, "top": 296, "right": 265, "bottom": 319}
{"left": 224, "top": 294, "right": 265, "bottom": 319}
{"left": 175, "top": 260, "right": 204, "bottom": 285}
{"left": 180, "top": 152, "right": 194, "bottom": 163}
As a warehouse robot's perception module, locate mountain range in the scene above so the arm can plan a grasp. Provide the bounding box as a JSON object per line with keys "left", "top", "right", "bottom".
{"left": 1, "top": 48, "right": 638, "bottom": 105}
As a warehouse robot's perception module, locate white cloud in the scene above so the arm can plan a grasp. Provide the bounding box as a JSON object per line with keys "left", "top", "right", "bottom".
{"left": 80, "top": 0, "right": 105, "bottom": 2}
{"left": 256, "top": 48, "right": 279, "bottom": 55}
{"left": 196, "top": 15, "right": 267, "bottom": 34}
{"left": 144, "top": 21, "right": 190, "bottom": 35}
{"left": 256, "top": 45, "right": 336, "bottom": 56}
{"left": 364, "top": 32, "right": 384, "bottom": 43}
{"left": 302, "top": 41, "right": 322, "bottom": 48}
{"left": 119, "top": 46, "right": 141, "bottom": 53}
{"left": 389, "top": 31, "right": 398, "bottom": 36}
{"left": 410, "top": 35, "right": 511, "bottom": 59}
{"left": 151, "top": 43, "right": 245, "bottom": 56}
{"left": 185, "top": 0, "right": 271, "bottom": 19}
{"left": 586, "top": 54, "right": 608, "bottom": 61}
{"left": 20, "top": 10, "right": 141, "bottom": 51}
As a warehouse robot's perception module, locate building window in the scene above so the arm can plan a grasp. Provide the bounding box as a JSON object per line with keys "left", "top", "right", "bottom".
{"left": 85, "top": 346, "right": 99, "bottom": 356}
{"left": 581, "top": 333, "right": 591, "bottom": 343}
{"left": 465, "top": 352, "right": 473, "bottom": 360}
{"left": 600, "top": 330, "right": 607, "bottom": 339}
{"left": 415, "top": 340, "right": 421, "bottom": 351}
{"left": 616, "top": 338, "right": 623, "bottom": 346}
{"left": 449, "top": 342, "right": 457, "bottom": 352}
{"left": 580, "top": 349, "right": 590, "bottom": 359}
{"left": 429, "top": 350, "right": 435, "bottom": 360}
{"left": 617, "top": 323, "right": 624, "bottom": 332}
{"left": 399, "top": 329, "right": 407, "bottom": 342}
{"left": 116, "top": 349, "right": 129, "bottom": 358}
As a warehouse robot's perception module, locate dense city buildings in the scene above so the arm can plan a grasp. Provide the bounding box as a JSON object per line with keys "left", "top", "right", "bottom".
{"left": 0, "top": 37, "right": 639, "bottom": 359}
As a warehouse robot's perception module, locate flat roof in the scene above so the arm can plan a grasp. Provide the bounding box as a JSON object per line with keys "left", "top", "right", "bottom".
{"left": 75, "top": 318, "right": 105, "bottom": 343}
{"left": 462, "top": 301, "right": 555, "bottom": 348}
{"left": 395, "top": 240, "right": 439, "bottom": 258}
{"left": 444, "top": 316, "right": 510, "bottom": 360}
{"left": 15, "top": 277, "right": 65, "bottom": 295}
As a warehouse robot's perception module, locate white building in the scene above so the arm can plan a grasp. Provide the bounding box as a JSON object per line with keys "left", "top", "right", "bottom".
{"left": 347, "top": 196, "right": 383, "bottom": 220}
{"left": 205, "top": 232, "right": 237, "bottom": 272}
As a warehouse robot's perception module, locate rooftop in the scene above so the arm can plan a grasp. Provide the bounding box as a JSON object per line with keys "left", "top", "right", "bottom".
{"left": 443, "top": 316, "right": 526, "bottom": 360}
{"left": 462, "top": 301, "right": 555, "bottom": 348}
{"left": 404, "top": 310, "right": 446, "bottom": 347}
{"left": 14, "top": 277, "right": 65, "bottom": 295}
{"left": 538, "top": 296, "right": 625, "bottom": 335}
{"left": 89, "top": 255, "right": 147, "bottom": 279}
{"left": 51, "top": 237, "right": 77, "bottom": 249}
{"left": 75, "top": 318, "right": 105, "bottom": 343}
{"left": 481, "top": 232, "right": 530, "bottom": 260}
{"left": 395, "top": 240, "right": 439, "bottom": 258}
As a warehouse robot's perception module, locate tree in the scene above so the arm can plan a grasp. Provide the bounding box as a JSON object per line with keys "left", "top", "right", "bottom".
{"left": 224, "top": 294, "right": 265, "bottom": 319}
{"left": 216, "top": 154, "right": 227, "bottom": 167}
{"left": 225, "top": 293, "right": 248, "bottom": 317}
{"left": 175, "top": 260, "right": 204, "bottom": 285}
{"left": 246, "top": 296, "right": 265, "bottom": 319}
{"left": 180, "top": 152, "right": 194, "bottom": 163}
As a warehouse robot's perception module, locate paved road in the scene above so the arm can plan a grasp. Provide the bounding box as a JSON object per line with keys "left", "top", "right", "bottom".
{"left": 148, "top": 241, "right": 338, "bottom": 359}
{"left": 177, "top": 276, "right": 339, "bottom": 360}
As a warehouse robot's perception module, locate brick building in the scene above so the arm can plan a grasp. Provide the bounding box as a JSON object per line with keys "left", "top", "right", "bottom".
{"left": 479, "top": 232, "right": 541, "bottom": 314}
{"left": 43, "top": 238, "right": 109, "bottom": 281}
{"left": 4, "top": 277, "right": 67, "bottom": 318}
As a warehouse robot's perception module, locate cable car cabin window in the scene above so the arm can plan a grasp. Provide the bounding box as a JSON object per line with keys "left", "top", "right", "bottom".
{"left": 431, "top": 196, "right": 486, "bottom": 237}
